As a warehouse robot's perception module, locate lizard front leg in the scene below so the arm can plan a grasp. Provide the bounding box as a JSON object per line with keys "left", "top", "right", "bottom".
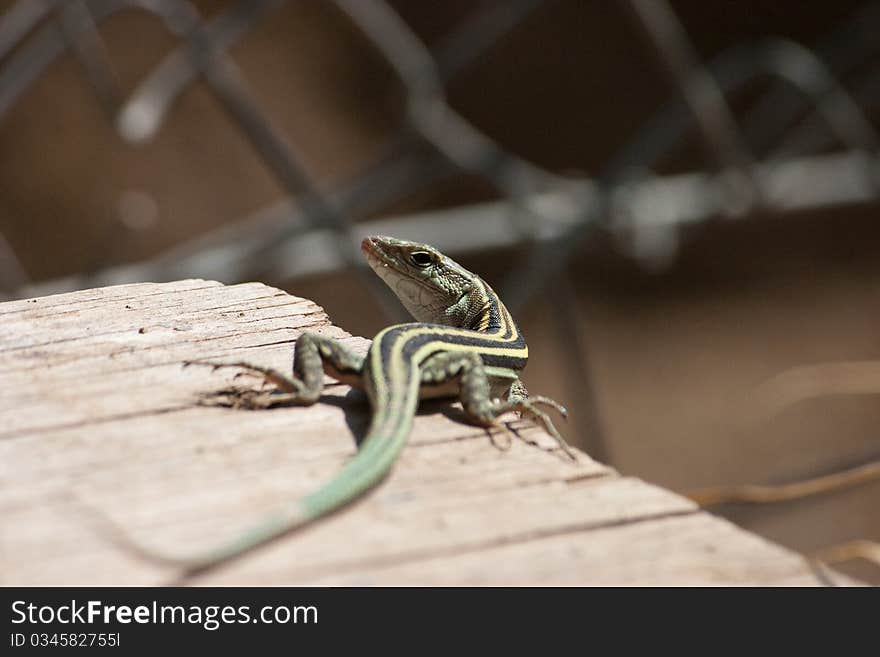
{"left": 189, "top": 332, "right": 364, "bottom": 408}
{"left": 419, "top": 351, "right": 574, "bottom": 459}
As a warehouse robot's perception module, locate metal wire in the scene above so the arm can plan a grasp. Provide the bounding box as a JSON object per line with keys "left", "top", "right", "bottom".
{"left": 1, "top": 0, "right": 880, "bottom": 465}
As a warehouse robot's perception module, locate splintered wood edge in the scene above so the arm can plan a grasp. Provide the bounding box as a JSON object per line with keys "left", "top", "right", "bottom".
{"left": 0, "top": 280, "right": 859, "bottom": 586}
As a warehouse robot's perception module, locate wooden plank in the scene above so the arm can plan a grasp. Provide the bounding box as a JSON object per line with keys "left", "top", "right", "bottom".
{"left": 295, "top": 513, "right": 835, "bottom": 587}
{"left": 0, "top": 280, "right": 855, "bottom": 585}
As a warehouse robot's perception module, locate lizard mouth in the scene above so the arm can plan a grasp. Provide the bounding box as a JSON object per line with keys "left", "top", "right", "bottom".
{"left": 361, "top": 236, "right": 396, "bottom": 270}
{"left": 361, "top": 236, "right": 436, "bottom": 302}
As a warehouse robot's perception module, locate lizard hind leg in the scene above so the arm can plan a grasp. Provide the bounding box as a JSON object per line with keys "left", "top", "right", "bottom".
{"left": 89, "top": 333, "right": 370, "bottom": 577}
{"left": 421, "top": 352, "right": 575, "bottom": 460}
{"left": 478, "top": 379, "right": 577, "bottom": 461}
{"left": 500, "top": 391, "right": 575, "bottom": 461}
{"left": 187, "top": 332, "right": 364, "bottom": 409}
{"left": 186, "top": 360, "right": 308, "bottom": 409}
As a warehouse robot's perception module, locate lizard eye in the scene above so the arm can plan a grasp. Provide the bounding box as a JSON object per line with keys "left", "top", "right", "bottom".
{"left": 409, "top": 251, "right": 433, "bottom": 268}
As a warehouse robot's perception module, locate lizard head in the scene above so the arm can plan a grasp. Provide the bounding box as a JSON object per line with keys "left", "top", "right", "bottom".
{"left": 361, "top": 235, "right": 486, "bottom": 327}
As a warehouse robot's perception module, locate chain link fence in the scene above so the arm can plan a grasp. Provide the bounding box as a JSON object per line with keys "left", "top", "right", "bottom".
{"left": 2, "top": 0, "right": 879, "bottom": 577}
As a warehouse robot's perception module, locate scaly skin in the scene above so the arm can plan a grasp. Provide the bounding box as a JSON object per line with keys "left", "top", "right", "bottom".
{"left": 116, "top": 236, "right": 572, "bottom": 577}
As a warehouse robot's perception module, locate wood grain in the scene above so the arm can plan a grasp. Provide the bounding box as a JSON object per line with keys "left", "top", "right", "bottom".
{"left": 0, "top": 281, "right": 855, "bottom": 585}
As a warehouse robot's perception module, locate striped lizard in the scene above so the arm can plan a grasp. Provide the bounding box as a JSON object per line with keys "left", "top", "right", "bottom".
{"left": 123, "top": 236, "right": 573, "bottom": 576}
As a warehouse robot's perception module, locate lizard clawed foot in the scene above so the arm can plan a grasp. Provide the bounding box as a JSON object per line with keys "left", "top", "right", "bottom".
{"left": 184, "top": 360, "right": 303, "bottom": 393}
{"left": 513, "top": 397, "right": 577, "bottom": 461}
{"left": 486, "top": 424, "right": 515, "bottom": 452}
{"left": 196, "top": 387, "right": 302, "bottom": 410}
{"left": 520, "top": 395, "right": 568, "bottom": 420}
{"left": 185, "top": 359, "right": 311, "bottom": 408}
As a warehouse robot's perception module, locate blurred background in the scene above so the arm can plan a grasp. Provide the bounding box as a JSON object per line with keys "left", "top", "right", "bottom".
{"left": 1, "top": 0, "right": 878, "bottom": 583}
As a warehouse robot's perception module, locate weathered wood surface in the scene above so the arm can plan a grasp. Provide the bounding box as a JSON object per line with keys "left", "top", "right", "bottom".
{"left": 0, "top": 280, "right": 852, "bottom": 585}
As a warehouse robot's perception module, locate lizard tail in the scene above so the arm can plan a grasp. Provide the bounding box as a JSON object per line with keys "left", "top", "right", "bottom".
{"left": 82, "top": 380, "right": 418, "bottom": 580}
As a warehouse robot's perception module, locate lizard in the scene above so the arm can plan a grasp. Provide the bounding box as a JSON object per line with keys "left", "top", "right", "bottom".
{"left": 118, "top": 235, "right": 573, "bottom": 577}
